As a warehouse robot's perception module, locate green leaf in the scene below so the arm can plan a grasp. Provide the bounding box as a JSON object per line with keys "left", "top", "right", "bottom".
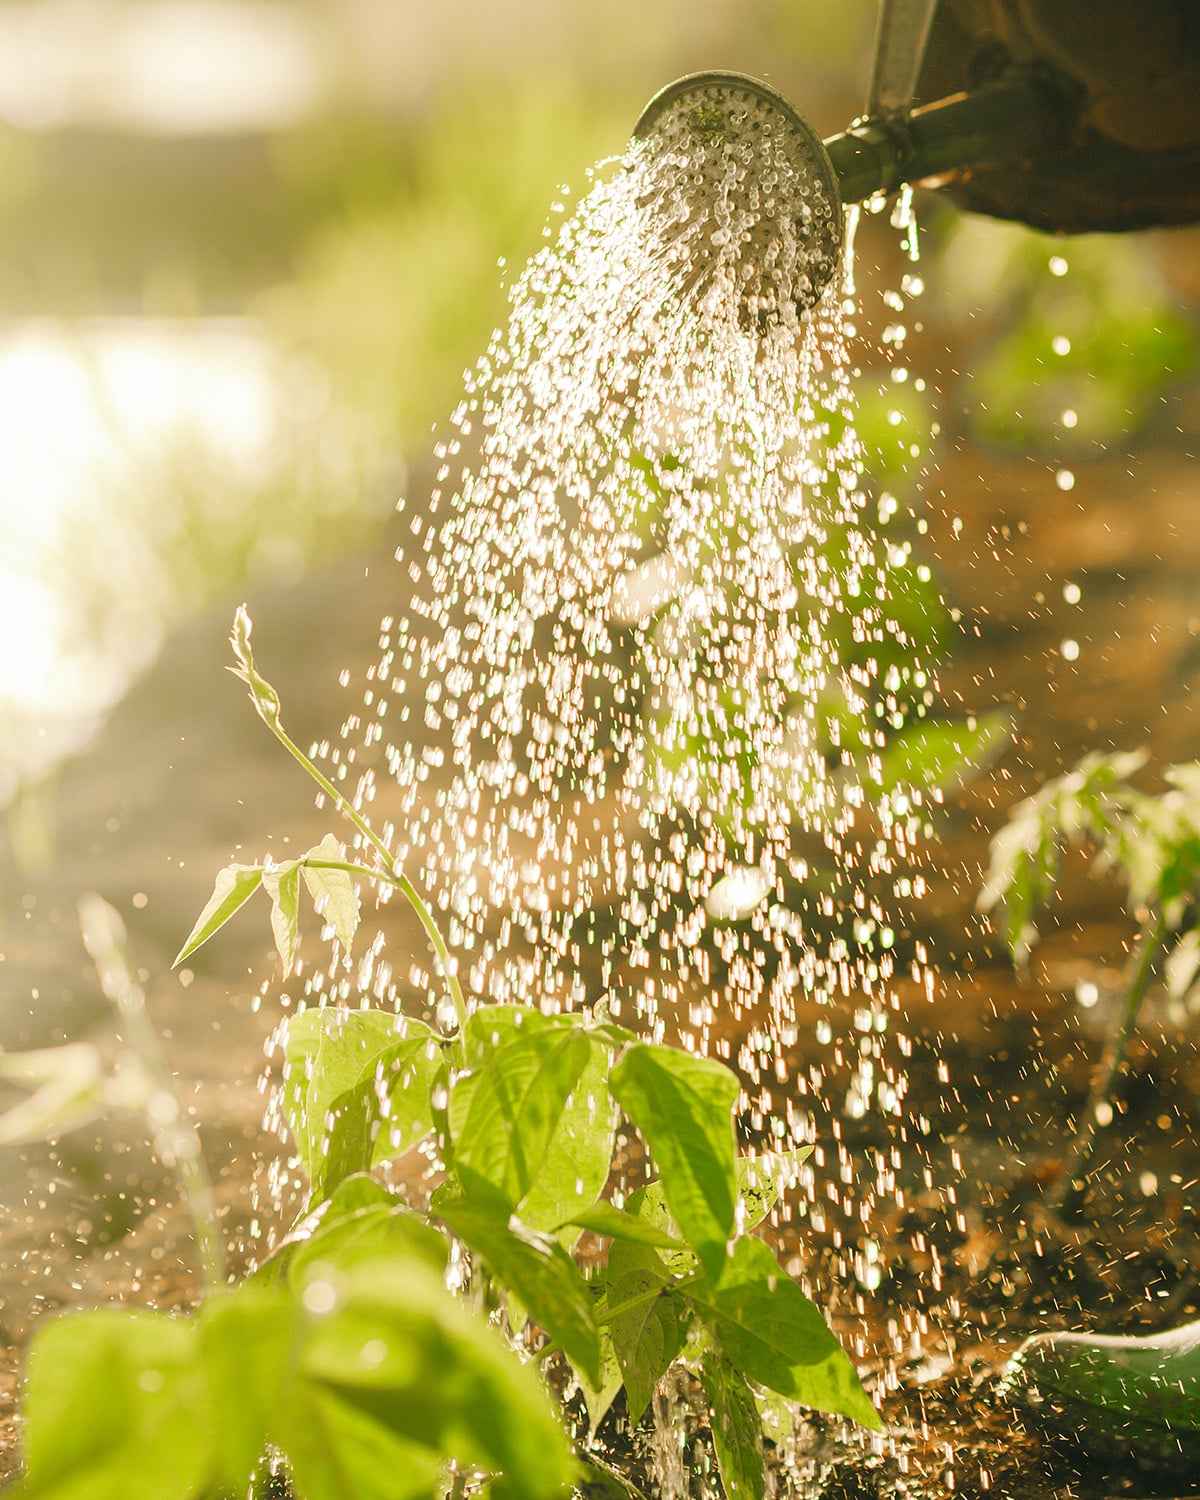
{"left": 436, "top": 1194, "right": 602, "bottom": 1388}
{"left": 623, "top": 1181, "right": 697, "bottom": 1279}
{"left": 448, "top": 1026, "right": 590, "bottom": 1211}
{"left": 301, "top": 834, "right": 361, "bottom": 954}
{"left": 294, "top": 1253, "right": 574, "bottom": 1497}
{"left": 701, "top": 1356, "right": 766, "bottom": 1500}
{"left": 17, "top": 1308, "right": 214, "bottom": 1500}
{"left": 287, "top": 1202, "right": 448, "bottom": 1289}
{"left": 263, "top": 861, "right": 302, "bottom": 971}
{"left": 686, "top": 1237, "right": 882, "bottom": 1431}
{"left": 0, "top": 1043, "right": 108, "bottom": 1146}
{"left": 1167, "top": 930, "right": 1200, "bottom": 1002}
{"left": 869, "top": 712, "right": 1011, "bottom": 796}
{"left": 573, "top": 1310, "right": 624, "bottom": 1437}
{"left": 282, "top": 1008, "right": 439, "bottom": 1198}
{"left": 173, "top": 863, "right": 264, "bottom": 967}
{"left": 560, "top": 1201, "right": 685, "bottom": 1250}
{"left": 736, "top": 1147, "right": 813, "bottom": 1232}
{"left": 198, "top": 1284, "right": 300, "bottom": 1491}
{"left": 610, "top": 1043, "right": 738, "bottom": 1283}
{"left": 279, "top": 1385, "right": 445, "bottom": 1500}
{"left": 605, "top": 1239, "right": 687, "bottom": 1424}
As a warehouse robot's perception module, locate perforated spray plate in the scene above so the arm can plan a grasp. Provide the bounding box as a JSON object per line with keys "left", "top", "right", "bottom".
{"left": 632, "top": 70, "right": 844, "bottom": 318}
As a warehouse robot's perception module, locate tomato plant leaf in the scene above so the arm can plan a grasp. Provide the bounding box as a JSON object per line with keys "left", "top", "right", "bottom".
{"left": 436, "top": 1194, "right": 602, "bottom": 1388}
{"left": 280, "top": 1385, "right": 445, "bottom": 1500}
{"left": 686, "top": 1236, "right": 882, "bottom": 1431}
{"left": 701, "top": 1355, "right": 765, "bottom": 1500}
{"left": 263, "top": 861, "right": 302, "bottom": 971}
{"left": 173, "top": 863, "right": 263, "bottom": 966}
{"left": 610, "top": 1043, "right": 738, "bottom": 1283}
{"left": 301, "top": 834, "right": 361, "bottom": 954}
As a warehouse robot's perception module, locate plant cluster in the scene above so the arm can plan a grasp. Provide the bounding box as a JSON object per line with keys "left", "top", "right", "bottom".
{"left": 0, "top": 610, "right": 881, "bottom": 1500}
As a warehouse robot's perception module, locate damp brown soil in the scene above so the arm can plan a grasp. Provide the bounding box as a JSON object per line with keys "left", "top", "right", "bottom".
{"left": 3, "top": 403, "right": 1200, "bottom": 1495}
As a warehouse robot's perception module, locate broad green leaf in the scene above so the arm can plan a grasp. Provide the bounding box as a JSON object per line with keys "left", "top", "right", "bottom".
{"left": 610, "top": 1043, "right": 738, "bottom": 1283}
{"left": 437, "top": 1195, "right": 601, "bottom": 1387}
{"left": 623, "top": 1181, "right": 697, "bottom": 1278}
{"left": 701, "top": 1356, "right": 765, "bottom": 1500}
{"left": 18, "top": 1308, "right": 214, "bottom": 1500}
{"left": 462, "top": 1003, "right": 549, "bottom": 1067}
{"left": 252, "top": 1174, "right": 412, "bottom": 1289}
{"left": 448, "top": 1027, "right": 590, "bottom": 1211}
{"left": 287, "top": 1203, "right": 447, "bottom": 1288}
{"left": 605, "top": 1238, "right": 686, "bottom": 1424}
{"left": 0, "top": 1043, "right": 107, "bottom": 1146}
{"left": 280, "top": 1385, "right": 445, "bottom": 1500}
{"left": 282, "top": 1008, "right": 438, "bottom": 1197}
{"left": 174, "top": 863, "right": 263, "bottom": 966}
{"left": 301, "top": 834, "right": 361, "bottom": 954}
{"left": 574, "top": 1454, "right": 652, "bottom": 1500}
{"left": 561, "top": 1201, "right": 685, "bottom": 1250}
{"left": 199, "top": 1284, "right": 300, "bottom": 1491}
{"left": 736, "top": 1147, "right": 813, "bottom": 1232}
{"left": 263, "top": 862, "right": 302, "bottom": 971}
{"left": 294, "top": 1254, "right": 574, "bottom": 1497}
{"left": 686, "top": 1236, "right": 882, "bottom": 1431}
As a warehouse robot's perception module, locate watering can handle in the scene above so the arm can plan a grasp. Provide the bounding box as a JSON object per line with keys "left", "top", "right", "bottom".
{"left": 866, "top": 0, "right": 939, "bottom": 118}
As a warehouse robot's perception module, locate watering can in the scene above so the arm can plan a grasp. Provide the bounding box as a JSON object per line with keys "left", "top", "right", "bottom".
{"left": 634, "top": 0, "right": 1200, "bottom": 310}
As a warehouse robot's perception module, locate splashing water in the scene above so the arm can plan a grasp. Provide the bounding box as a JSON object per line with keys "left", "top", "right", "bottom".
{"left": 329, "top": 89, "right": 930, "bottom": 1216}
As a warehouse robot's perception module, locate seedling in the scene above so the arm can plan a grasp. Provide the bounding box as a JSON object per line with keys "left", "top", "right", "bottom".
{"left": 1, "top": 608, "right": 881, "bottom": 1500}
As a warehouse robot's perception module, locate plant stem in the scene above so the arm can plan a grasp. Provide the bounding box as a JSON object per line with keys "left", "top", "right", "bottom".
{"left": 599, "top": 1274, "right": 700, "bottom": 1326}
{"left": 1055, "top": 907, "right": 1168, "bottom": 1217}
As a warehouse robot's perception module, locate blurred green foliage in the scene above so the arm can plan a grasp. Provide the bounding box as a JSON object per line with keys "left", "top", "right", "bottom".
{"left": 934, "top": 212, "right": 1198, "bottom": 452}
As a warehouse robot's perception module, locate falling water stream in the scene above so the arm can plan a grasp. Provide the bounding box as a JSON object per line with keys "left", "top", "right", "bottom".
{"left": 288, "top": 86, "right": 949, "bottom": 1492}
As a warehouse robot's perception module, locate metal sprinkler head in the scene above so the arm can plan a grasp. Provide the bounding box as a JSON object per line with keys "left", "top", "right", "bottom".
{"left": 631, "top": 71, "right": 845, "bottom": 318}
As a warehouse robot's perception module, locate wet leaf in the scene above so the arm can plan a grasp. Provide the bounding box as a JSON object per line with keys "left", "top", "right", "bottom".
{"left": 736, "top": 1146, "right": 813, "bottom": 1232}
{"left": 436, "top": 1194, "right": 601, "bottom": 1388}
{"left": 610, "top": 1043, "right": 738, "bottom": 1283}
{"left": 282, "top": 1008, "right": 439, "bottom": 1200}
{"left": 448, "top": 1026, "right": 591, "bottom": 1212}
{"left": 686, "top": 1236, "right": 882, "bottom": 1431}
{"left": 173, "top": 863, "right": 263, "bottom": 966}
{"left": 701, "top": 1356, "right": 765, "bottom": 1500}
{"left": 606, "top": 1239, "right": 686, "bottom": 1424}
{"left": 263, "top": 861, "right": 302, "bottom": 971}
{"left": 301, "top": 834, "right": 361, "bottom": 954}
{"left": 229, "top": 604, "right": 284, "bottom": 729}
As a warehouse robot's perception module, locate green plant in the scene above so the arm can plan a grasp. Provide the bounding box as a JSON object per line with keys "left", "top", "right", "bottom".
{"left": 980, "top": 749, "right": 1200, "bottom": 1210}
{"left": 1, "top": 608, "right": 881, "bottom": 1500}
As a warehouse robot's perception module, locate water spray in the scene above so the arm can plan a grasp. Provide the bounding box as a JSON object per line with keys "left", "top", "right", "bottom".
{"left": 633, "top": 0, "right": 1070, "bottom": 310}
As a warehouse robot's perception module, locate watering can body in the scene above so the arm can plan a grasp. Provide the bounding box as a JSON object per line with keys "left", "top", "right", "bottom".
{"left": 917, "top": 0, "right": 1200, "bottom": 231}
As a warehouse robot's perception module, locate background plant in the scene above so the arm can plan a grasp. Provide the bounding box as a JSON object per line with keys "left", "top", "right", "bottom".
{"left": 980, "top": 749, "right": 1200, "bottom": 1211}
